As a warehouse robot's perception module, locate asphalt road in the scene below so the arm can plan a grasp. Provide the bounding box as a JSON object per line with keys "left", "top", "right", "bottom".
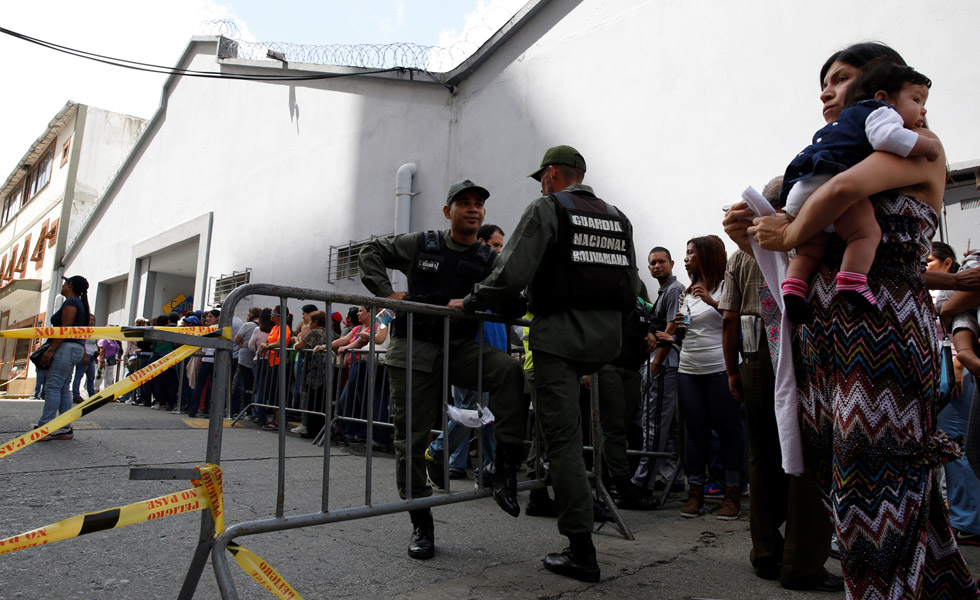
{"left": 1, "top": 398, "right": 978, "bottom": 600}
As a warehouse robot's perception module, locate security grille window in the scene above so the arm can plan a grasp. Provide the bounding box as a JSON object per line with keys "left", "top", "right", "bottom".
{"left": 60, "top": 138, "right": 71, "bottom": 167}
{"left": 1, "top": 146, "right": 55, "bottom": 230}
{"left": 209, "top": 269, "right": 251, "bottom": 306}
{"left": 1, "top": 183, "right": 24, "bottom": 228}
{"left": 328, "top": 235, "right": 390, "bottom": 282}
{"left": 1, "top": 193, "right": 13, "bottom": 228}
{"left": 14, "top": 337, "right": 31, "bottom": 368}
{"left": 961, "top": 198, "right": 980, "bottom": 211}
{"left": 28, "top": 147, "right": 54, "bottom": 199}
{"left": 10, "top": 183, "right": 23, "bottom": 214}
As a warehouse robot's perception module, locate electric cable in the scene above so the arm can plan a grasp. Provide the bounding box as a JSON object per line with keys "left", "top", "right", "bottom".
{"left": 0, "top": 26, "right": 407, "bottom": 81}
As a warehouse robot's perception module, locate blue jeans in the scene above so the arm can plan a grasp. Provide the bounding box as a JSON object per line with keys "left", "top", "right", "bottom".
{"left": 253, "top": 360, "right": 268, "bottom": 422}
{"left": 72, "top": 352, "right": 97, "bottom": 399}
{"left": 292, "top": 357, "right": 304, "bottom": 410}
{"left": 33, "top": 369, "right": 47, "bottom": 399}
{"left": 939, "top": 372, "right": 980, "bottom": 535}
{"left": 428, "top": 386, "right": 495, "bottom": 475}
{"left": 39, "top": 342, "right": 85, "bottom": 427}
{"left": 337, "top": 359, "right": 391, "bottom": 443}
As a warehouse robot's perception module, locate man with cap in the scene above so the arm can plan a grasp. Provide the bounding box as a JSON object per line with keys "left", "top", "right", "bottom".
{"left": 359, "top": 180, "right": 526, "bottom": 561}
{"left": 451, "top": 146, "right": 640, "bottom": 582}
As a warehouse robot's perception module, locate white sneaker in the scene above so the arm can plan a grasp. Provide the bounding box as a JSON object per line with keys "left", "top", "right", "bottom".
{"left": 291, "top": 425, "right": 307, "bottom": 435}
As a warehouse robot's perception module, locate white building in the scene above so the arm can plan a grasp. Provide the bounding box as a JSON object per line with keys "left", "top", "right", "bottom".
{"left": 60, "top": 0, "right": 980, "bottom": 329}
{"left": 0, "top": 103, "right": 146, "bottom": 394}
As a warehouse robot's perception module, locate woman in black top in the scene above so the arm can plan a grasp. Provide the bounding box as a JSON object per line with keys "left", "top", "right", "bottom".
{"left": 36, "top": 275, "right": 90, "bottom": 438}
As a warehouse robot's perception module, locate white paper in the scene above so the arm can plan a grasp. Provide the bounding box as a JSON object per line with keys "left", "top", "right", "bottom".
{"left": 741, "top": 186, "right": 804, "bottom": 476}
{"left": 447, "top": 404, "right": 495, "bottom": 428}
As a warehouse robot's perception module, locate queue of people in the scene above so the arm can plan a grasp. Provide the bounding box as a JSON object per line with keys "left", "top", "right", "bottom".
{"left": 354, "top": 43, "right": 980, "bottom": 594}
{"left": 349, "top": 120, "right": 980, "bottom": 596}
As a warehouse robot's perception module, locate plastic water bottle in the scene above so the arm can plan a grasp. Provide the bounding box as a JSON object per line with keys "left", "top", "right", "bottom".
{"left": 677, "top": 295, "right": 691, "bottom": 332}
{"left": 375, "top": 308, "right": 394, "bottom": 329}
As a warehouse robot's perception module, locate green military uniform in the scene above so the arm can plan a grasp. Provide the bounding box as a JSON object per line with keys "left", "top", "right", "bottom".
{"left": 594, "top": 294, "right": 659, "bottom": 510}
{"left": 359, "top": 230, "right": 525, "bottom": 499}
{"left": 596, "top": 365, "right": 641, "bottom": 479}
{"left": 464, "top": 184, "right": 639, "bottom": 535}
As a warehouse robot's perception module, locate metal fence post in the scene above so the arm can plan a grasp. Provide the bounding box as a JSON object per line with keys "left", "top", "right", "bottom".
{"left": 590, "top": 370, "right": 634, "bottom": 540}
{"left": 179, "top": 303, "right": 235, "bottom": 598}
{"left": 276, "top": 297, "right": 288, "bottom": 518}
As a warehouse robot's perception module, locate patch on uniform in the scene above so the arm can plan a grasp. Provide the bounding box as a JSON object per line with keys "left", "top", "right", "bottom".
{"left": 522, "top": 219, "right": 540, "bottom": 238}
{"left": 417, "top": 258, "right": 440, "bottom": 272}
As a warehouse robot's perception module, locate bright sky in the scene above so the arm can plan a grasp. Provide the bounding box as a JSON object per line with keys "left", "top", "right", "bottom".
{"left": 0, "top": 0, "right": 525, "bottom": 176}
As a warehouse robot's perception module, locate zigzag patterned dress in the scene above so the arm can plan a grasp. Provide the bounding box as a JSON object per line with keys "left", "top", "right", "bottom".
{"left": 795, "top": 192, "right": 978, "bottom": 599}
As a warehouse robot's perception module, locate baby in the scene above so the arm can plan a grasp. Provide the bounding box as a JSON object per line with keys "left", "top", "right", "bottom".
{"left": 779, "top": 63, "right": 941, "bottom": 323}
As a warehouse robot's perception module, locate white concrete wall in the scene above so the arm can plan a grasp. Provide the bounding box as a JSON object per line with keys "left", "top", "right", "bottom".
{"left": 65, "top": 39, "right": 454, "bottom": 320}
{"left": 102, "top": 279, "right": 128, "bottom": 326}
{"left": 62, "top": 0, "right": 980, "bottom": 313}
{"left": 451, "top": 0, "right": 980, "bottom": 291}
{"left": 68, "top": 107, "right": 147, "bottom": 244}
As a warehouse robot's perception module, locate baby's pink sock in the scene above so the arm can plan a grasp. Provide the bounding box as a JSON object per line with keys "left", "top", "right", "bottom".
{"left": 836, "top": 271, "right": 877, "bottom": 309}
{"left": 781, "top": 278, "right": 811, "bottom": 324}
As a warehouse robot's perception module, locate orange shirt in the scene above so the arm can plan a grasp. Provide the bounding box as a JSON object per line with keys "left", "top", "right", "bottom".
{"left": 266, "top": 325, "right": 292, "bottom": 366}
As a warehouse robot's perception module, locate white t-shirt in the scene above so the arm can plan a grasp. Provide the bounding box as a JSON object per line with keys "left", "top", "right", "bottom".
{"left": 677, "top": 284, "right": 734, "bottom": 375}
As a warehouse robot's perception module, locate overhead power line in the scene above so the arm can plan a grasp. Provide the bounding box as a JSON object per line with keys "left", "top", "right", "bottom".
{"left": 0, "top": 26, "right": 407, "bottom": 82}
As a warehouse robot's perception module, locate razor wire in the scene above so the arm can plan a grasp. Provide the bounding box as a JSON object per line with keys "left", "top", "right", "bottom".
{"left": 200, "top": 13, "right": 510, "bottom": 72}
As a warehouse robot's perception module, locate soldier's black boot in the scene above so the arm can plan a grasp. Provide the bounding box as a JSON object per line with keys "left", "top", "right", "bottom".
{"left": 491, "top": 443, "right": 523, "bottom": 517}
{"left": 525, "top": 486, "right": 558, "bottom": 517}
{"left": 407, "top": 508, "right": 434, "bottom": 560}
{"left": 608, "top": 476, "right": 659, "bottom": 511}
{"left": 543, "top": 532, "right": 600, "bottom": 582}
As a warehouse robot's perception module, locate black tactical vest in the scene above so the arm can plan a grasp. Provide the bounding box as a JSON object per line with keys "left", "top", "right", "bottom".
{"left": 529, "top": 192, "right": 634, "bottom": 316}
{"left": 391, "top": 230, "right": 496, "bottom": 342}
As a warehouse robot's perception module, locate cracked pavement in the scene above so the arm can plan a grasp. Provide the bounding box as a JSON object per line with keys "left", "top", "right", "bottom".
{"left": 1, "top": 398, "right": 978, "bottom": 599}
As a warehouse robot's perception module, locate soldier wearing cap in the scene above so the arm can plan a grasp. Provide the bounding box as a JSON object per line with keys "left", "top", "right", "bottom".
{"left": 452, "top": 145, "right": 639, "bottom": 582}
{"left": 359, "top": 179, "right": 525, "bottom": 561}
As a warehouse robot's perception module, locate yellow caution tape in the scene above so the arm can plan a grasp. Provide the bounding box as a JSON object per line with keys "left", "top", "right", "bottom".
{"left": 0, "top": 460, "right": 300, "bottom": 599}
{"left": 0, "top": 325, "right": 226, "bottom": 341}
{"left": 197, "top": 463, "right": 225, "bottom": 534}
{"left": 0, "top": 486, "right": 207, "bottom": 556}
{"left": 227, "top": 543, "right": 304, "bottom": 600}
{"left": 0, "top": 343, "right": 200, "bottom": 460}
{"left": 195, "top": 465, "right": 303, "bottom": 600}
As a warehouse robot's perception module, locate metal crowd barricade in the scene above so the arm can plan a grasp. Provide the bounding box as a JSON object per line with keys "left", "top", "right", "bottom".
{"left": 318, "top": 347, "right": 392, "bottom": 446}
{"left": 173, "top": 283, "right": 680, "bottom": 599}
{"left": 231, "top": 346, "right": 332, "bottom": 427}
